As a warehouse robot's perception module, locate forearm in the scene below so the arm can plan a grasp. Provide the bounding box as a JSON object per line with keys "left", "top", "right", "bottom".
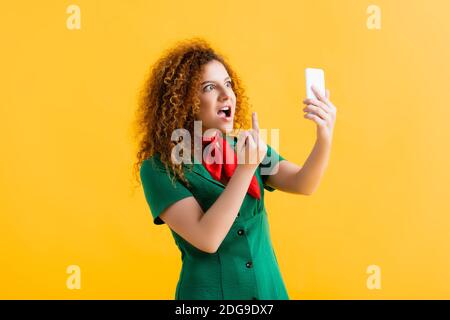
{"left": 199, "top": 165, "right": 257, "bottom": 252}
{"left": 295, "top": 139, "right": 332, "bottom": 195}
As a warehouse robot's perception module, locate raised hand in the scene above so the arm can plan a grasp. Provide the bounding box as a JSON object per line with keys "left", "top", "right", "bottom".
{"left": 302, "top": 85, "right": 337, "bottom": 144}
{"left": 236, "top": 112, "right": 268, "bottom": 169}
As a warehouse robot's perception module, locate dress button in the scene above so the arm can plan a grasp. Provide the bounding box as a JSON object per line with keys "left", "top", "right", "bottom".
{"left": 246, "top": 261, "right": 253, "bottom": 268}
{"left": 237, "top": 229, "right": 244, "bottom": 236}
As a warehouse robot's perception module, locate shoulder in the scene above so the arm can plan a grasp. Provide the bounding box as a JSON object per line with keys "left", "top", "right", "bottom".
{"left": 140, "top": 153, "right": 193, "bottom": 183}
{"left": 140, "top": 154, "right": 164, "bottom": 175}
{"left": 140, "top": 153, "right": 180, "bottom": 183}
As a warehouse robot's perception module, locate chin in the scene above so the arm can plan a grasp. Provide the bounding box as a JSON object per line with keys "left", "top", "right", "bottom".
{"left": 219, "top": 123, "right": 234, "bottom": 134}
{"left": 203, "top": 119, "right": 234, "bottom": 136}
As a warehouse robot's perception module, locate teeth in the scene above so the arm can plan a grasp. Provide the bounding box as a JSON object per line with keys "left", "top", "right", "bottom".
{"left": 220, "top": 106, "right": 230, "bottom": 111}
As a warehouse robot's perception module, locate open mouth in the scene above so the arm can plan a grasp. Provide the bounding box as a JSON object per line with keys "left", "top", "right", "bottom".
{"left": 217, "top": 106, "right": 232, "bottom": 119}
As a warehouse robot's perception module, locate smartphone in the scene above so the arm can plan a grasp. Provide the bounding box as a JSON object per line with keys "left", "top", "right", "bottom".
{"left": 305, "top": 68, "right": 326, "bottom": 99}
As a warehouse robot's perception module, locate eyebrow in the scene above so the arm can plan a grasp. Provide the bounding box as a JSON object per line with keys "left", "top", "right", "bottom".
{"left": 201, "top": 76, "right": 231, "bottom": 86}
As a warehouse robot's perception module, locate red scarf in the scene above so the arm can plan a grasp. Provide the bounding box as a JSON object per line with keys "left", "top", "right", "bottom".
{"left": 201, "top": 131, "right": 261, "bottom": 200}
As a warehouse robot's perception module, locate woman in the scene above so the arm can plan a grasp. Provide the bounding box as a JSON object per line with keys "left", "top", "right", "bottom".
{"left": 133, "top": 38, "right": 337, "bottom": 300}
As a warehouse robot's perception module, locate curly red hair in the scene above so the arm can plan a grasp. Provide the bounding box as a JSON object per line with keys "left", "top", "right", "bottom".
{"left": 132, "top": 38, "right": 251, "bottom": 188}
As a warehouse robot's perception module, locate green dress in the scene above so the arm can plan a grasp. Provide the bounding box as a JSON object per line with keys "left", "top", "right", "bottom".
{"left": 140, "top": 136, "right": 289, "bottom": 300}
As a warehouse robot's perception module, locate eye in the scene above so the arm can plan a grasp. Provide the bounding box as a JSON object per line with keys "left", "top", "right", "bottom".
{"left": 226, "top": 80, "right": 233, "bottom": 87}
{"left": 203, "top": 84, "right": 215, "bottom": 92}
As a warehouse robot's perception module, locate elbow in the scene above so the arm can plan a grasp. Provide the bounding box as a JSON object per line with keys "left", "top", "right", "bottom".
{"left": 196, "top": 239, "right": 219, "bottom": 254}
{"left": 190, "top": 224, "right": 221, "bottom": 254}
{"left": 199, "top": 245, "right": 219, "bottom": 254}
{"left": 206, "top": 247, "right": 219, "bottom": 254}
{"left": 293, "top": 183, "right": 315, "bottom": 196}
{"left": 184, "top": 240, "right": 218, "bottom": 255}
{"left": 298, "top": 188, "right": 315, "bottom": 196}
{"left": 204, "top": 240, "right": 220, "bottom": 254}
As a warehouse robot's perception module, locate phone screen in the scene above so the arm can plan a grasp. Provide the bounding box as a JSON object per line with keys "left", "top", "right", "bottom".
{"left": 305, "top": 68, "right": 325, "bottom": 99}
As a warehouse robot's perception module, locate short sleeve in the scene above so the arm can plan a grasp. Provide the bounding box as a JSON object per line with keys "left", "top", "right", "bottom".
{"left": 140, "top": 157, "right": 194, "bottom": 225}
{"left": 259, "top": 144, "right": 286, "bottom": 192}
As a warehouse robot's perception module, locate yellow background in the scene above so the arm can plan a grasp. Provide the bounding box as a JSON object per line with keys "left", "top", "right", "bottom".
{"left": 1, "top": 0, "right": 449, "bottom": 299}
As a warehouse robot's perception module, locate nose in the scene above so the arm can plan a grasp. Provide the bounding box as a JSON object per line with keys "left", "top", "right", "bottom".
{"left": 219, "top": 89, "right": 232, "bottom": 102}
